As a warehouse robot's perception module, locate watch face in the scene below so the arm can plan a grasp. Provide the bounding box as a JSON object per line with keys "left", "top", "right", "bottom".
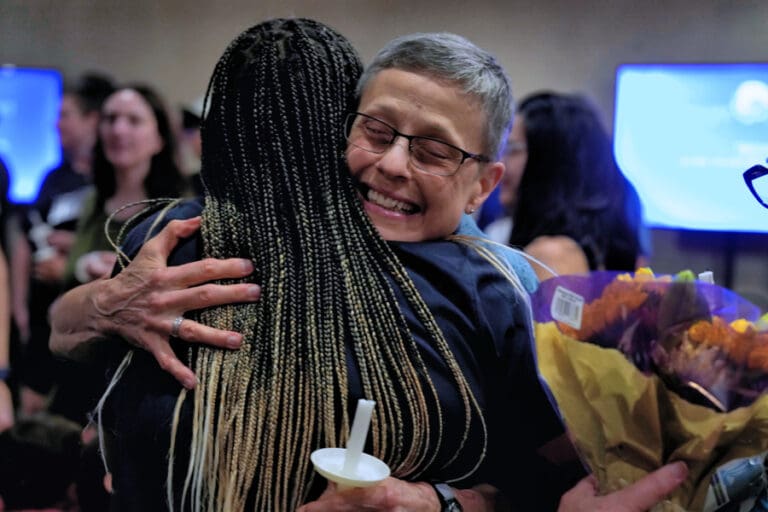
{"left": 433, "top": 483, "right": 463, "bottom": 512}
{"left": 446, "top": 500, "right": 462, "bottom": 512}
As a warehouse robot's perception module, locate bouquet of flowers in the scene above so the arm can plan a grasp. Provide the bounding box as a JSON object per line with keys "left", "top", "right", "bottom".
{"left": 532, "top": 269, "right": 768, "bottom": 511}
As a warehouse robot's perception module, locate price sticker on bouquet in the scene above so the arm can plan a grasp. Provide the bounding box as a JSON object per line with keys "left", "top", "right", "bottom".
{"left": 551, "top": 285, "right": 584, "bottom": 330}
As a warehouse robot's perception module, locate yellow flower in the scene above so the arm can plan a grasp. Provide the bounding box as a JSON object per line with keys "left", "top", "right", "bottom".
{"left": 729, "top": 318, "right": 753, "bottom": 334}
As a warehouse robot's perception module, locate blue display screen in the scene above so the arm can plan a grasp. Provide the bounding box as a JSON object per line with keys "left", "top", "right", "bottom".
{"left": 0, "top": 67, "right": 62, "bottom": 204}
{"left": 614, "top": 63, "right": 768, "bottom": 232}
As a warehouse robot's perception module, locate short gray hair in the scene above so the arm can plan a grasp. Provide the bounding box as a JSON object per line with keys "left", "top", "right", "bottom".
{"left": 357, "top": 32, "right": 514, "bottom": 160}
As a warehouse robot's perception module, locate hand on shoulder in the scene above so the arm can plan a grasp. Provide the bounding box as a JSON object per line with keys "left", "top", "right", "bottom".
{"left": 49, "top": 216, "right": 261, "bottom": 389}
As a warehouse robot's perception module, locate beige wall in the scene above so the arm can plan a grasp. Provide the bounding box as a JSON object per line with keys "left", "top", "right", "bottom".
{"left": 4, "top": 0, "right": 767, "bottom": 124}
{"left": 2, "top": 0, "right": 768, "bottom": 303}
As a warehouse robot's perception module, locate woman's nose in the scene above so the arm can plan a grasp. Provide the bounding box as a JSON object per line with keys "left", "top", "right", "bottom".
{"left": 375, "top": 138, "right": 412, "bottom": 179}
{"left": 109, "top": 116, "right": 131, "bottom": 135}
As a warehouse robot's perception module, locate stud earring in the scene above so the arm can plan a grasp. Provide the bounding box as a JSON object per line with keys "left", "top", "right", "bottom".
{"left": 466, "top": 206, "right": 476, "bottom": 214}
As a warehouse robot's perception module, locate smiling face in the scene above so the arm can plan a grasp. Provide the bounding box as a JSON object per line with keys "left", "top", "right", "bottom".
{"left": 346, "top": 68, "right": 503, "bottom": 242}
{"left": 99, "top": 89, "right": 163, "bottom": 173}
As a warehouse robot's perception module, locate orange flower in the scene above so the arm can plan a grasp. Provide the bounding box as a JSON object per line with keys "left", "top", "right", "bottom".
{"left": 686, "top": 318, "right": 768, "bottom": 369}
{"left": 559, "top": 273, "right": 655, "bottom": 340}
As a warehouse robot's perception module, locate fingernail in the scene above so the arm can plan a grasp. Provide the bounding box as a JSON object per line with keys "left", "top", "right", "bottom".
{"left": 227, "top": 335, "right": 242, "bottom": 349}
{"left": 242, "top": 260, "right": 254, "bottom": 272}
{"left": 669, "top": 461, "right": 688, "bottom": 482}
{"left": 248, "top": 285, "right": 261, "bottom": 298}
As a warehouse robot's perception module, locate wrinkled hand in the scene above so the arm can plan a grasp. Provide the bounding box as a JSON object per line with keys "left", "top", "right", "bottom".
{"left": 92, "top": 216, "right": 260, "bottom": 389}
{"left": 558, "top": 462, "right": 688, "bottom": 512}
{"left": 297, "top": 478, "right": 439, "bottom": 512}
{"left": 0, "top": 381, "right": 13, "bottom": 432}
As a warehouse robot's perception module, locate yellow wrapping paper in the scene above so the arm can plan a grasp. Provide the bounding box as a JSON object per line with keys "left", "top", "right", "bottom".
{"left": 536, "top": 321, "right": 768, "bottom": 511}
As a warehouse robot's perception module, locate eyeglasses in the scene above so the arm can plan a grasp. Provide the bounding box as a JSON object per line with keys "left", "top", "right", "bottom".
{"left": 344, "top": 112, "right": 490, "bottom": 177}
{"left": 744, "top": 162, "right": 768, "bottom": 209}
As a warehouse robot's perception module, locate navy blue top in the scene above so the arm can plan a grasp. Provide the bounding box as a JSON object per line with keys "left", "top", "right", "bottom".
{"left": 104, "top": 198, "right": 582, "bottom": 511}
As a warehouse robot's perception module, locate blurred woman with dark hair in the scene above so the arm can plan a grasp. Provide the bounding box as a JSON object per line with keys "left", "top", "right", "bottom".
{"left": 50, "top": 84, "right": 187, "bottom": 428}
{"left": 62, "top": 84, "right": 187, "bottom": 292}
{"left": 487, "top": 92, "right": 647, "bottom": 280}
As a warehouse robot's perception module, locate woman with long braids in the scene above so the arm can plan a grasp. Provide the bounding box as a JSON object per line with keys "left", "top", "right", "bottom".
{"left": 50, "top": 19, "right": 688, "bottom": 512}
{"left": 169, "top": 19, "right": 497, "bottom": 510}
{"left": 124, "top": 20, "right": 537, "bottom": 510}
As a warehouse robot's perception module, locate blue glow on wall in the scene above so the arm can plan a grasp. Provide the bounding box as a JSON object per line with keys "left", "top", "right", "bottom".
{"left": 0, "top": 67, "right": 62, "bottom": 204}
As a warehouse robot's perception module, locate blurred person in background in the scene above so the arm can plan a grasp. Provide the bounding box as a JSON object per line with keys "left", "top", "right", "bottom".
{"left": 0, "top": 413, "right": 82, "bottom": 511}
{"left": 0, "top": 247, "right": 10, "bottom": 433}
{"left": 51, "top": 83, "right": 187, "bottom": 427}
{"left": 178, "top": 97, "right": 204, "bottom": 195}
{"left": 30, "top": 84, "right": 189, "bottom": 512}
{"left": 0, "top": 157, "right": 11, "bottom": 433}
{"left": 485, "top": 91, "right": 647, "bottom": 280}
{"left": 12, "top": 73, "right": 114, "bottom": 417}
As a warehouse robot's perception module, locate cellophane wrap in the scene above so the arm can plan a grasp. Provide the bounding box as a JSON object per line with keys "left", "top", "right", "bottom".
{"left": 531, "top": 270, "right": 768, "bottom": 511}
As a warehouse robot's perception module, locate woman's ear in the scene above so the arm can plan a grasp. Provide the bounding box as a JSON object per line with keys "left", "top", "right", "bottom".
{"left": 468, "top": 161, "right": 504, "bottom": 212}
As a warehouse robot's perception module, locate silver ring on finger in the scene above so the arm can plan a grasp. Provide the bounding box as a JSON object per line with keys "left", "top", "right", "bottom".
{"left": 171, "top": 316, "right": 185, "bottom": 338}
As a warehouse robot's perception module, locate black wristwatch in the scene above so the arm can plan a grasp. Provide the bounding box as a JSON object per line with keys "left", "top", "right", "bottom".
{"left": 431, "top": 482, "right": 463, "bottom": 512}
{"left": 0, "top": 367, "right": 9, "bottom": 381}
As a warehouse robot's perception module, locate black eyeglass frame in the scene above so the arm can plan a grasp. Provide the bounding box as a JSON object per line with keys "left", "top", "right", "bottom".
{"left": 743, "top": 163, "right": 768, "bottom": 209}
{"left": 344, "top": 112, "right": 491, "bottom": 177}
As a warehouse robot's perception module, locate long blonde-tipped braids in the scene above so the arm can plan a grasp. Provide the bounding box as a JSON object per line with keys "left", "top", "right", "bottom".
{"left": 172, "top": 19, "right": 487, "bottom": 511}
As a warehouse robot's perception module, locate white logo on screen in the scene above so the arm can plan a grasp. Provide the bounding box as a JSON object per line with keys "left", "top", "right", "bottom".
{"left": 730, "top": 80, "right": 768, "bottom": 125}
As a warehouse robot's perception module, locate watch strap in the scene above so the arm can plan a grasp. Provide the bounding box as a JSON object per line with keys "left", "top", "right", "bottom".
{"left": 430, "top": 482, "right": 463, "bottom": 512}
{"left": 0, "top": 367, "right": 9, "bottom": 381}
